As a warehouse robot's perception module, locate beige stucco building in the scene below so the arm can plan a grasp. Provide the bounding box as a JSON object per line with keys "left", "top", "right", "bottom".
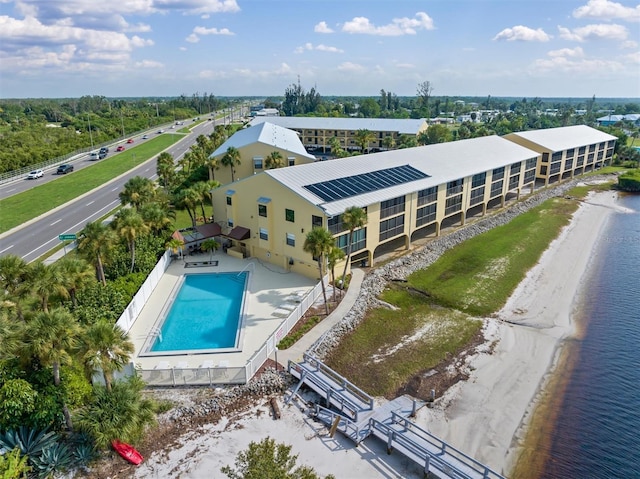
{"left": 248, "top": 116, "right": 429, "bottom": 153}
{"left": 505, "top": 125, "right": 616, "bottom": 186}
{"left": 209, "top": 121, "right": 316, "bottom": 185}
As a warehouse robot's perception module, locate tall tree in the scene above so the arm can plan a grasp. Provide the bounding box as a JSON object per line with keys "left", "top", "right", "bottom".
{"left": 28, "top": 261, "right": 68, "bottom": 313}
{"left": 221, "top": 146, "right": 241, "bottom": 182}
{"left": 112, "top": 209, "right": 149, "bottom": 273}
{"left": 354, "top": 129, "right": 376, "bottom": 153}
{"left": 56, "top": 256, "right": 95, "bottom": 308}
{"left": 80, "top": 319, "right": 134, "bottom": 393}
{"left": 119, "top": 176, "right": 156, "bottom": 211}
{"left": 156, "top": 152, "right": 176, "bottom": 191}
{"left": 140, "top": 202, "right": 173, "bottom": 235}
{"left": 417, "top": 80, "right": 434, "bottom": 116}
{"left": 27, "top": 308, "right": 82, "bottom": 429}
{"left": 0, "top": 254, "right": 31, "bottom": 321}
{"left": 339, "top": 206, "right": 368, "bottom": 289}
{"left": 265, "top": 151, "right": 284, "bottom": 169}
{"left": 77, "top": 221, "right": 115, "bottom": 286}
{"left": 303, "top": 228, "right": 334, "bottom": 315}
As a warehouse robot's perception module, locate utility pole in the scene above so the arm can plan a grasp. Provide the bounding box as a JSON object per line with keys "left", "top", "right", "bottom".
{"left": 120, "top": 109, "right": 125, "bottom": 137}
{"left": 87, "top": 114, "right": 94, "bottom": 149}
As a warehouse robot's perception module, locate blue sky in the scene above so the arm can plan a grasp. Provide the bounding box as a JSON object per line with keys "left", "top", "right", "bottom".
{"left": 1, "top": 0, "right": 639, "bottom": 99}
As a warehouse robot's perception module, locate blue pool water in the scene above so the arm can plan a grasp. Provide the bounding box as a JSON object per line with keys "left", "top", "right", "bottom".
{"left": 150, "top": 272, "right": 247, "bottom": 352}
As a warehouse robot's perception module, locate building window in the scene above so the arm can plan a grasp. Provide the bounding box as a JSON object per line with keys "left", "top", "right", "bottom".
{"left": 417, "top": 186, "right": 438, "bottom": 206}
{"left": 379, "top": 215, "right": 404, "bottom": 241}
{"left": 285, "top": 209, "right": 295, "bottom": 222}
{"left": 566, "top": 148, "right": 575, "bottom": 158}
{"left": 524, "top": 169, "right": 536, "bottom": 184}
{"left": 259, "top": 228, "right": 268, "bottom": 241}
{"left": 576, "top": 156, "right": 585, "bottom": 167}
{"left": 288, "top": 157, "right": 295, "bottom": 166}
{"left": 286, "top": 233, "right": 295, "bottom": 247}
{"left": 312, "top": 215, "right": 323, "bottom": 228}
{"left": 336, "top": 228, "right": 366, "bottom": 254}
{"left": 490, "top": 180, "right": 504, "bottom": 197}
{"left": 471, "top": 172, "right": 486, "bottom": 188}
{"left": 526, "top": 157, "right": 537, "bottom": 169}
{"left": 508, "top": 175, "right": 520, "bottom": 190}
{"left": 565, "top": 158, "right": 574, "bottom": 169}
{"left": 226, "top": 196, "right": 232, "bottom": 206}
{"left": 510, "top": 162, "right": 521, "bottom": 174}
{"left": 380, "top": 196, "right": 405, "bottom": 219}
{"left": 542, "top": 153, "right": 549, "bottom": 163}
{"left": 328, "top": 215, "right": 344, "bottom": 234}
{"left": 446, "top": 179, "right": 464, "bottom": 196}
{"left": 416, "top": 203, "right": 437, "bottom": 227}
{"left": 578, "top": 146, "right": 586, "bottom": 155}
{"left": 589, "top": 144, "right": 596, "bottom": 153}
{"left": 258, "top": 204, "right": 267, "bottom": 217}
{"left": 444, "top": 195, "right": 462, "bottom": 215}
{"left": 551, "top": 151, "right": 562, "bottom": 162}
{"left": 470, "top": 187, "right": 485, "bottom": 205}
{"left": 492, "top": 167, "right": 505, "bottom": 180}
{"left": 597, "top": 150, "right": 604, "bottom": 160}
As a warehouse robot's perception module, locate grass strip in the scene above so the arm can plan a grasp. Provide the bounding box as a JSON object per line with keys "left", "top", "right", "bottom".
{"left": 327, "top": 195, "right": 588, "bottom": 397}
{"left": 0, "top": 135, "right": 181, "bottom": 233}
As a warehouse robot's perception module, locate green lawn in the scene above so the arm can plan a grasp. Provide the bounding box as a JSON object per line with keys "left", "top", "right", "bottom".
{"left": 326, "top": 195, "right": 588, "bottom": 398}
{"left": 0, "top": 135, "right": 182, "bottom": 233}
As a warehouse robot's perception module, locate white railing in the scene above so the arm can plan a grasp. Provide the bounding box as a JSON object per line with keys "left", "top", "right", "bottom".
{"left": 116, "top": 250, "right": 172, "bottom": 333}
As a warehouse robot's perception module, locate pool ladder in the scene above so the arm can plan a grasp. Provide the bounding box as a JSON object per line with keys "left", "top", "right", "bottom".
{"left": 150, "top": 327, "right": 163, "bottom": 343}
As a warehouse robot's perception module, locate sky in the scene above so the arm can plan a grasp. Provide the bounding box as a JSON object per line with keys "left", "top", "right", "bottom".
{"left": 0, "top": 0, "right": 639, "bottom": 99}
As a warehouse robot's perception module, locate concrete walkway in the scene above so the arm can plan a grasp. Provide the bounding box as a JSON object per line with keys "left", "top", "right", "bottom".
{"left": 277, "top": 268, "right": 365, "bottom": 367}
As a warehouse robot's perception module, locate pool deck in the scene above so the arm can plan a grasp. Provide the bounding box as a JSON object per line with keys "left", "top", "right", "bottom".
{"left": 129, "top": 252, "right": 317, "bottom": 371}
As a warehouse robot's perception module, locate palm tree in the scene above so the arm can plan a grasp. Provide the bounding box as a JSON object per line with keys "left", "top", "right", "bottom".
{"left": 355, "top": 129, "right": 376, "bottom": 153}
{"left": 112, "top": 209, "right": 149, "bottom": 273}
{"left": 329, "top": 136, "right": 347, "bottom": 158}
{"left": 80, "top": 319, "right": 134, "bottom": 393}
{"left": 0, "top": 309, "right": 25, "bottom": 359}
{"left": 56, "top": 256, "right": 95, "bottom": 308}
{"left": 27, "top": 308, "right": 82, "bottom": 429}
{"left": 303, "top": 227, "right": 334, "bottom": 315}
{"left": 173, "top": 188, "right": 201, "bottom": 228}
{"left": 339, "top": 206, "right": 368, "bottom": 289}
{"left": 265, "top": 151, "right": 284, "bottom": 169}
{"left": 382, "top": 135, "right": 396, "bottom": 151}
{"left": 0, "top": 254, "right": 31, "bottom": 321}
{"left": 327, "top": 246, "right": 345, "bottom": 303}
{"left": 166, "top": 237, "right": 184, "bottom": 259}
{"left": 156, "top": 152, "right": 176, "bottom": 191}
{"left": 200, "top": 238, "right": 220, "bottom": 262}
{"left": 221, "top": 146, "right": 241, "bottom": 182}
{"left": 28, "top": 261, "right": 68, "bottom": 313}
{"left": 77, "top": 221, "right": 115, "bottom": 286}
{"left": 140, "top": 202, "right": 173, "bottom": 235}
{"left": 119, "top": 176, "right": 156, "bottom": 211}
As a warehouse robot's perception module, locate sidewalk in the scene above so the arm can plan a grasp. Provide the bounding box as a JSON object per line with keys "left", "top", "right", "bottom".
{"left": 277, "top": 268, "right": 365, "bottom": 366}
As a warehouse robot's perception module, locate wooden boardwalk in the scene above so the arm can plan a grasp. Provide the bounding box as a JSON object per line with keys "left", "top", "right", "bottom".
{"left": 288, "top": 354, "right": 505, "bottom": 479}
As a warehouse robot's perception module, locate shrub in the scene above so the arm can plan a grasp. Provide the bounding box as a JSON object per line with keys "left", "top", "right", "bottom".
{"left": 277, "top": 316, "right": 322, "bottom": 350}
{"left": 618, "top": 170, "right": 640, "bottom": 192}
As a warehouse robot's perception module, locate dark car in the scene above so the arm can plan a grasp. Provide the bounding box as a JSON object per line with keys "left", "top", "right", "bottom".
{"left": 56, "top": 164, "right": 74, "bottom": 174}
{"left": 99, "top": 146, "right": 109, "bottom": 154}
{"left": 98, "top": 152, "right": 107, "bottom": 160}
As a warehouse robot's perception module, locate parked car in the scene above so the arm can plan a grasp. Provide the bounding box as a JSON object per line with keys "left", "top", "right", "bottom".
{"left": 127, "top": 138, "right": 134, "bottom": 144}
{"left": 27, "top": 169, "right": 44, "bottom": 179}
{"left": 116, "top": 145, "right": 125, "bottom": 152}
{"left": 56, "top": 164, "right": 74, "bottom": 174}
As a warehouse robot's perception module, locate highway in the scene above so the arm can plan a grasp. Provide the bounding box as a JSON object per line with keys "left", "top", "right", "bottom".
{"left": 0, "top": 117, "right": 230, "bottom": 262}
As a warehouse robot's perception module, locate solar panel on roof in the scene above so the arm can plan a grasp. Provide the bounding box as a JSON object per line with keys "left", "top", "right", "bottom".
{"left": 303, "top": 165, "right": 429, "bottom": 202}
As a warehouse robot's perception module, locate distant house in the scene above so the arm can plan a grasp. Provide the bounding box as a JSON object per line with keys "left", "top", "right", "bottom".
{"left": 596, "top": 114, "right": 625, "bottom": 126}
{"left": 209, "top": 121, "right": 316, "bottom": 185}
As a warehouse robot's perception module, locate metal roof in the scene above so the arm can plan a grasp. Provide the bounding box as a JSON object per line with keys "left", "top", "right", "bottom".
{"left": 248, "top": 116, "right": 427, "bottom": 135}
{"left": 210, "top": 122, "right": 315, "bottom": 160}
{"left": 266, "top": 135, "right": 539, "bottom": 216}
{"left": 507, "top": 125, "right": 617, "bottom": 152}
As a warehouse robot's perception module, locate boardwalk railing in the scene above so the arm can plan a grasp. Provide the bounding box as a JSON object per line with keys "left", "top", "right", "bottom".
{"left": 369, "top": 412, "right": 505, "bottom": 479}
{"left": 137, "top": 364, "right": 247, "bottom": 386}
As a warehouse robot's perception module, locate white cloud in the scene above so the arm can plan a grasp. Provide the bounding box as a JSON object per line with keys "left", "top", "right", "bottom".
{"left": 573, "top": 0, "right": 640, "bottom": 22}
{"left": 342, "top": 12, "right": 434, "bottom": 36}
{"left": 295, "top": 42, "right": 343, "bottom": 53}
{"left": 547, "top": 46, "right": 585, "bottom": 57}
{"left": 193, "top": 26, "right": 234, "bottom": 36}
{"left": 199, "top": 62, "right": 291, "bottom": 80}
{"left": 621, "top": 39, "right": 638, "bottom": 49}
{"left": 130, "top": 35, "right": 154, "bottom": 47}
{"left": 135, "top": 59, "right": 163, "bottom": 68}
{"left": 623, "top": 50, "right": 640, "bottom": 63}
{"left": 337, "top": 61, "right": 365, "bottom": 72}
{"left": 179, "top": 46, "right": 187, "bottom": 51}
{"left": 185, "top": 33, "right": 199, "bottom": 43}
{"left": 314, "top": 21, "right": 333, "bottom": 33}
{"left": 493, "top": 25, "right": 551, "bottom": 42}
{"left": 558, "top": 23, "right": 628, "bottom": 41}
{"left": 533, "top": 55, "right": 624, "bottom": 73}
{"left": 395, "top": 63, "right": 415, "bottom": 69}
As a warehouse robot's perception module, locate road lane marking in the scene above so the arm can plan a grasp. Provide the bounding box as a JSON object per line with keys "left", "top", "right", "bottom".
{"left": 0, "top": 244, "right": 14, "bottom": 254}
{"left": 112, "top": 187, "right": 119, "bottom": 191}
{"left": 50, "top": 219, "right": 61, "bottom": 226}
{"left": 86, "top": 200, "right": 94, "bottom": 206}
{"left": 6, "top": 188, "right": 16, "bottom": 193}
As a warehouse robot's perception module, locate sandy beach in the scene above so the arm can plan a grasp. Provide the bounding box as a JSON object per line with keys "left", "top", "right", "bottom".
{"left": 127, "top": 190, "right": 622, "bottom": 479}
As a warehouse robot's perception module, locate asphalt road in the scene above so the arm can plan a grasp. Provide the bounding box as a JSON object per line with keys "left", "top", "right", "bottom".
{"left": 0, "top": 117, "right": 230, "bottom": 262}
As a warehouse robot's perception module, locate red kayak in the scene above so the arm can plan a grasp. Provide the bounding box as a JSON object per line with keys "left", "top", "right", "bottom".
{"left": 111, "top": 439, "right": 143, "bottom": 465}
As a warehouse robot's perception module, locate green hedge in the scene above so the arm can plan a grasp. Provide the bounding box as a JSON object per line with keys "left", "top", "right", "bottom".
{"left": 618, "top": 170, "right": 640, "bottom": 192}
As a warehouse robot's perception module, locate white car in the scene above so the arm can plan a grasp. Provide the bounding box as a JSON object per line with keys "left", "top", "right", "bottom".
{"left": 27, "top": 169, "right": 44, "bottom": 179}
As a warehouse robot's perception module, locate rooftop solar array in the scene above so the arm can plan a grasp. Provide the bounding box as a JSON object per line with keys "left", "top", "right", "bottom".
{"left": 303, "top": 164, "right": 429, "bottom": 202}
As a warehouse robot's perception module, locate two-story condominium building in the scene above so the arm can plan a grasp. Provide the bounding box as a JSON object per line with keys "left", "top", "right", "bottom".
{"left": 211, "top": 135, "right": 540, "bottom": 279}
{"left": 248, "top": 116, "right": 428, "bottom": 153}
{"left": 505, "top": 125, "right": 617, "bottom": 186}
{"left": 209, "top": 121, "right": 317, "bottom": 185}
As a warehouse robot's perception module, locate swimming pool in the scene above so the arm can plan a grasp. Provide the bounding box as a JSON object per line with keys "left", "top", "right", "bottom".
{"left": 145, "top": 272, "right": 248, "bottom": 355}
